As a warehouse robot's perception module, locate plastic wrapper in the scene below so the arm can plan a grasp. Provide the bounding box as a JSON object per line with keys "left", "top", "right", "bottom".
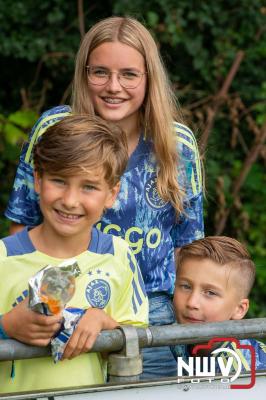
{"left": 28, "top": 259, "right": 83, "bottom": 362}
{"left": 51, "top": 308, "right": 85, "bottom": 362}
{"left": 28, "top": 259, "right": 80, "bottom": 315}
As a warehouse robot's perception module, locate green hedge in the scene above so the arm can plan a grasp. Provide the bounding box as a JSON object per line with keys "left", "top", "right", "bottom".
{"left": 0, "top": 0, "right": 265, "bottom": 316}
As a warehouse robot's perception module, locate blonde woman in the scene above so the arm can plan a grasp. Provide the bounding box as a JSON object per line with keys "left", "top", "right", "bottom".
{"left": 5, "top": 16, "right": 204, "bottom": 378}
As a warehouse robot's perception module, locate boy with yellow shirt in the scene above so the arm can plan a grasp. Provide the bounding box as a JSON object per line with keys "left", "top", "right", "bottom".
{"left": 0, "top": 115, "right": 148, "bottom": 393}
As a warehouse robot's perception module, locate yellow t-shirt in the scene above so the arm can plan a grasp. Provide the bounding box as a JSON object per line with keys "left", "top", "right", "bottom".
{"left": 0, "top": 227, "right": 148, "bottom": 393}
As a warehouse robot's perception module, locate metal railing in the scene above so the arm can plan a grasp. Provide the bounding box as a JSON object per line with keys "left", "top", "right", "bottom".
{"left": 1, "top": 318, "right": 266, "bottom": 381}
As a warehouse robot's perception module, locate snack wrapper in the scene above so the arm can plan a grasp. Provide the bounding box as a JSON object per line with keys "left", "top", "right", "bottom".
{"left": 51, "top": 308, "right": 85, "bottom": 362}
{"left": 28, "top": 259, "right": 80, "bottom": 315}
{"left": 28, "top": 259, "right": 83, "bottom": 362}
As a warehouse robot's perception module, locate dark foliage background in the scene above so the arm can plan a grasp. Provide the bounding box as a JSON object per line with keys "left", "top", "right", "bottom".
{"left": 0, "top": 0, "right": 265, "bottom": 316}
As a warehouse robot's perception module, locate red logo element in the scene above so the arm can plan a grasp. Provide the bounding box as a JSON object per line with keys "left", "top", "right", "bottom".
{"left": 192, "top": 337, "right": 255, "bottom": 389}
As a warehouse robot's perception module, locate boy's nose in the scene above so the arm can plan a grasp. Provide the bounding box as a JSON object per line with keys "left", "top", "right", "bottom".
{"left": 61, "top": 188, "right": 80, "bottom": 208}
{"left": 186, "top": 291, "right": 200, "bottom": 309}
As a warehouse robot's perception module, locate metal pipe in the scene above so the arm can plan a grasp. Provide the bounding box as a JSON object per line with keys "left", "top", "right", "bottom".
{"left": 145, "top": 318, "right": 266, "bottom": 346}
{"left": 1, "top": 318, "right": 266, "bottom": 361}
{"left": 0, "top": 330, "right": 124, "bottom": 361}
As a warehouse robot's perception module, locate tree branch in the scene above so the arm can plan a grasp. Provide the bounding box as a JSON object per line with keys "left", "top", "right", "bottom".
{"left": 78, "top": 0, "right": 85, "bottom": 39}
{"left": 215, "top": 121, "right": 266, "bottom": 235}
{"left": 200, "top": 50, "right": 245, "bottom": 152}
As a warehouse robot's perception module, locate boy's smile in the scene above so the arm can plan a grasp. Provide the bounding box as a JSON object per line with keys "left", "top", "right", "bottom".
{"left": 31, "top": 169, "right": 119, "bottom": 256}
{"left": 55, "top": 210, "right": 83, "bottom": 220}
{"left": 173, "top": 258, "right": 248, "bottom": 324}
{"left": 54, "top": 209, "right": 84, "bottom": 223}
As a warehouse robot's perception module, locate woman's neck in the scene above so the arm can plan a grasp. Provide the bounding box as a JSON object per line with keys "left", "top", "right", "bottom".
{"left": 127, "top": 130, "right": 141, "bottom": 156}
{"left": 118, "top": 117, "right": 142, "bottom": 156}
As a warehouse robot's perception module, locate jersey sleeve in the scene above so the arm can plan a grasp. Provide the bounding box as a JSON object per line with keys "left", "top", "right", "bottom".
{"left": 0, "top": 240, "right": 9, "bottom": 339}
{"left": 242, "top": 339, "right": 266, "bottom": 371}
{"left": 112, "top": 238, "right": 148, "bottom": 327}
{"left": 4, "top": 105, "right": 72, "bottom": 226}
{"left": 216, "top": 339, "right": 266, "bottom": 372}
{"left": 170, "top": 123, "right": 204, "bottom": 248}
{"left": 0, "top": 240, "right": 7, "bottom": 257}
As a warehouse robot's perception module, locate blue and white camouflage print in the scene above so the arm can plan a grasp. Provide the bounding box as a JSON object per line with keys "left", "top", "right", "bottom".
{"left": 5, "top": 105, "right": 204, "bottom": 295}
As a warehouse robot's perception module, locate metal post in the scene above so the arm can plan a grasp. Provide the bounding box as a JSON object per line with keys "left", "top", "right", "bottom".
{"left": 107, "top": 325, "right": 143, "bottom": 382}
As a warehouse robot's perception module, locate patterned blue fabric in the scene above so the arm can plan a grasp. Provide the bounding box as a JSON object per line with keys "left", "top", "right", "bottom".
{"left": 0, "top": 315, "right": 9, "bottom": 339}
{"left": 5, "top": 105, "right": 204, "bottom": 295}
{"left": 141, "top": 293, "right": 177, "bottom": 379}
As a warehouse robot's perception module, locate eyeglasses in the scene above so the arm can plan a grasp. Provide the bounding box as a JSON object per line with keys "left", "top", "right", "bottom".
{"left": 86, "top": 66, "right": 146, "bottom": 89}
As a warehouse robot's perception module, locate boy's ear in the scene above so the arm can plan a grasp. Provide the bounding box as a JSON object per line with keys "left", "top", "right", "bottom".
{"left": 33, "top": 170, "right": 41, "bottom": 194}
{"left": 231, "top": 298, "right": 249, "bottom": 320}
{"left": 104, "top": 182, "right": 120, "bottom": 209}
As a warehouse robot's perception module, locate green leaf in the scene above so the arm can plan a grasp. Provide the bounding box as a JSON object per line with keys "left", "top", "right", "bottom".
{"left": 147, "top": 11, "right": 159, "bottom": 27}
{"left": 3, "top": 122, "right": 27, "bottom": 145}
{"left": 8, "top": 110, "right": 38, "bottom": 129}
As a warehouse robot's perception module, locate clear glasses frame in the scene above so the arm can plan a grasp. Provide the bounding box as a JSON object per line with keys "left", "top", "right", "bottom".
{"left": 85, "top": 66, "right": 147, "bottom": 89}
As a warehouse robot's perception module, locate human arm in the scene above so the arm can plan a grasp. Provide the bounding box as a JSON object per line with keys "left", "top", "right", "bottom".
{"left": 1, "top": 298, "right": 62, "bottom": 346}
{"left": 61, "top": 238, "right": 148, "bottom": 361}
{"left": 170, "top": 192, "right": 204, "bottom": 248}
{"left": 62, "top": 308, "right": 118, "bottom": 360}
{"left": 9, "top": 222, "right": 25, "bottom": 235}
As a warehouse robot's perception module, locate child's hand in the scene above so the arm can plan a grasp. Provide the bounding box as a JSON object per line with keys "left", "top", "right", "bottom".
{"left": 2, "top": 298, "right": 62, "bottom": 346}
{"left": 62, "top": 308, "right": 118, "bottom": 360}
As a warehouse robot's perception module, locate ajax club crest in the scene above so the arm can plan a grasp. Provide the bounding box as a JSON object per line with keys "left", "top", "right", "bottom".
{"left": 144, "top": 176, "right": 168, "bottom": 209}
{"left": 85, "top": 279, "right": 111, "bottom": 308}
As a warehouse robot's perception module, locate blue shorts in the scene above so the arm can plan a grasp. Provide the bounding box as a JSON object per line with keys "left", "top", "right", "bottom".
{"left": 141, "top": 293, "right": 177, "bottom": 379}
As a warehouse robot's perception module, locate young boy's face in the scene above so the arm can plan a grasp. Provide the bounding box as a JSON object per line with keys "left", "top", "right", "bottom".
{"left": 173, "top": 258, "right": 248, "bottom": 324}
{"left": 34, "top": 168, "right": 119, "bottom": 240}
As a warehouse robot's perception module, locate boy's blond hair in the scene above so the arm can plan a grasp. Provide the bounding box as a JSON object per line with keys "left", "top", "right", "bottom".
{"left": 177, "top": 236, "right": 256, "bottom": 297}
{"left": 33, "top": 115, "right": 128, "bottom": 188}
{"left": 72, "top": 16, "right": 187, "bottom": 215}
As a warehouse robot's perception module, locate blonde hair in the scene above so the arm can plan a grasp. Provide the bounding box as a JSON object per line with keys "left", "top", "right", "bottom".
{"left": 33, "top": 115, "right": 128, "bottom": 188}
{"left": 72, "top": 16, "right": 185, "bottom": 214}
{"left": 177, "top": 236, "right": 256, "bottom": 297}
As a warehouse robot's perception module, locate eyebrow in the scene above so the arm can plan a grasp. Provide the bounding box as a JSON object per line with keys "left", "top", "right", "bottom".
{"left": 177, "top": 276, "right": 224, "bottom": 292}
{"left": 90, "top": 65, "right": 142, "bottom": 71}
{"left": 201, "top": 283, "right": 224, "bottom": 292}
{"left": 80, "top": 176, "right": 102, "bottom": 184}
